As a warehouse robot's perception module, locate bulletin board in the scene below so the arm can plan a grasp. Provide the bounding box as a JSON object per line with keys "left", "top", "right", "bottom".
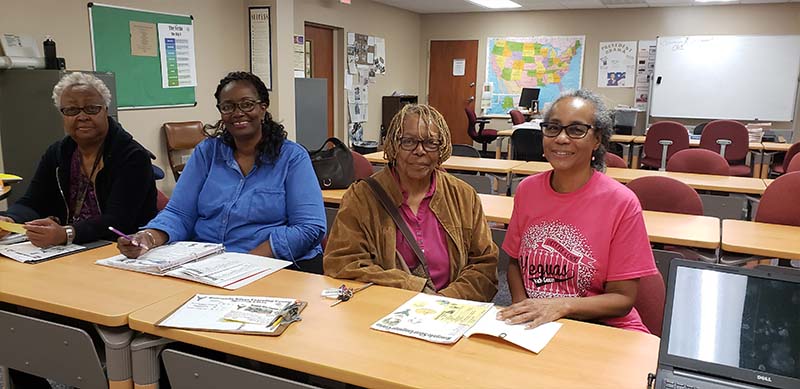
{"left": 88, "top": 3, "right": 196, "bottom": 109}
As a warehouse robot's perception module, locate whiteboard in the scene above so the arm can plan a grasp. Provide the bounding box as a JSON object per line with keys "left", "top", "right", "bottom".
{"left": 649, "top": 35, "right": 800, "bottom": 121}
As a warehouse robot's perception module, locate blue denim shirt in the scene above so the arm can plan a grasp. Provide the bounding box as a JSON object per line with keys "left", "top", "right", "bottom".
{"left": 146, "top": 137, "right": 325, "bottom": 262}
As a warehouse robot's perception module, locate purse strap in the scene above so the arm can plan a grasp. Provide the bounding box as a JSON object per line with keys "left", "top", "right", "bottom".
{"left": 364, "top": 177, "right": 432, "bottom": 281}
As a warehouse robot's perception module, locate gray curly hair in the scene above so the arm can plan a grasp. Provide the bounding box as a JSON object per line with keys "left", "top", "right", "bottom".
{"left": 543, "top": 89, "right": 612, "bottom": 171}
{"left": 51, "top": 72, "right": 112, "bottom": 109}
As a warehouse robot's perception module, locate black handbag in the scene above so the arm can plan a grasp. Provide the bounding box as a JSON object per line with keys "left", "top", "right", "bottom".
{"left": 308, "top": 137, "right": 355, "bottom": 189}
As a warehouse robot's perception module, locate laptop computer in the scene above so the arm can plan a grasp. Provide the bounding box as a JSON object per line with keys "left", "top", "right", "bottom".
{"left": 656, "top": 260, "right": 800, "bottom": 389}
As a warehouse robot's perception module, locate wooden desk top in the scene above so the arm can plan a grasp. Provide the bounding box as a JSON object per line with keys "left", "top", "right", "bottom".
{"left": 643, "top": 211, "right": 720, "bottom": 249}
{"left": 511, "top": 161, "right": 553, "bottom": 175}
{"left": 0, "top": 245, "right": 195, "bottom": 326}
{"left": 129, "top": 271, "right": 659, "bottom": 388}
{"left": 605, "top": 168, "right": 767, "bottom": 195}
{"left": 722, "top": 219, "right": 800, "bottom": 260}
{"left": 611, "top": 134, "right": 637, "bottom": 143}
{"left": 362, "top": 152, "right": 526, "bottom": 174}
{"left": 761, "top": 142, "right": 793, "bottom": 152}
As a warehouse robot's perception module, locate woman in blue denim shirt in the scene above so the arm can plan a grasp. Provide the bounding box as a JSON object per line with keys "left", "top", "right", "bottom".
{"left": 117, "top": 72, "right": 326, "bottom": 273}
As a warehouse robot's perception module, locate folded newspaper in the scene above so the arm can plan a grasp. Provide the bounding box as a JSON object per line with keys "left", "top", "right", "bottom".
{"left": 371, "top": 293, "right": 562, "bottom": 354}
{"left": 97, "top": 241, "right": 225, "bottom": 274}
{"left": 158, "top": 294, "right": 305, "bottom": 335}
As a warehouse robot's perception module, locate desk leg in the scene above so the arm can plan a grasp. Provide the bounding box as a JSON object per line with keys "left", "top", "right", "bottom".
{"left": 750, "top": 151, "right": 762, "bottom": 178}
{"left": 495, "top": 138, "right": 502, "bottom": 159}
{"left": 131, "top": 334, "right": 174, "bottom": 389}
{"left": 760, "top": 152, "right": 775, "bottom": 178}
{"left": 631, "top": 145, "right": 641, "bottom": 169}
{"left": 96, "top": 325, "right": 135, "bottom": 389}
{"left": 620, "top": 144, "right": 632, "bottom": 168}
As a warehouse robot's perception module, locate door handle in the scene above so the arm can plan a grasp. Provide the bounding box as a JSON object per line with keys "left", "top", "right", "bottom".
{"left": 468, "top": 96, "right": 475, "bottom": 102}
{"left": 469, "top": 82, "right": 476, "bottom": 87}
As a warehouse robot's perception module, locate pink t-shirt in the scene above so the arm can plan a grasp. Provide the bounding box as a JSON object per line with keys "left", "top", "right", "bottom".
{"left": 394, "top": 171, "right": 451, "bottom": 290}
{"left": 502, "top": 170, "right": 658, "bottom": 333}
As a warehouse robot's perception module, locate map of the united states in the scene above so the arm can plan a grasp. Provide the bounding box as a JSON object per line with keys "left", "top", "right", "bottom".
{"left": 485, "top": 36, "right": 585, "bottom": 115}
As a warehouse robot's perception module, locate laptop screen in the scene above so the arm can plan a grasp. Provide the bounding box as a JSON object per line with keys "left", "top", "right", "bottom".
{"left": 665, "top": 264, "right": 800, "bottom": 383}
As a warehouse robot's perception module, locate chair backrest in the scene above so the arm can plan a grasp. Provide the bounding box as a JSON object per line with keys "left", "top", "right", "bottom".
{"left": 604, "top": 153, "right": 627, "bottom": 168}
{"left": 643, "top": 121, "right": 689, "bottom": 162}
{"left": 452, "top": 144, "right": 482, "bottom": 158}
{"left": 627, "top": 176, "right": 704, "bottom": 216}
{"left": 451, "top": 172, "right": 494, "bottom": 194}
{"left": 755, "top": 171, "right": 800, "bottom": 226}
{"left": 509, "top": 109, "right": 525, "bottom": 125}
{"left": 351, "top": 151, "right": 373, "bottom": 180}
{"left": 510, "top": 129, "right": 545, "bottom": 162}
{"left": 666, "top": 148, "right": 730, "bottom": 176}
{"left": 163, "top": 121, "right": 206, "bottom": 181}
{"left": 464, "top": 107, "right": 479, "bottom": 138}
{"left": 699, "top": 120, "right": 749, "bottom": 161}
{"left": 633, "top": 273, "right": 666, "bottom": 337}
{"left": 781, "top": 142, "right": 800, "bottom": 173}
{"left": 788, "top": 152, "right": 800, "bottom": 173}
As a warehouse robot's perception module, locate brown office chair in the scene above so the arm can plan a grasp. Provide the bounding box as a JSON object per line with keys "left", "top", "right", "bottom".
{"left": 604, "top": 153, "right": 628, "bottom": 168}
{"left": 509, "top": 109, "right": 526, "bottom": 126}
{"left": 699, "top": 120, "right": 751, "bottom": 176}
{"left": 787, "top": 154, "right": 800, "bottom": 173}
{"left": 666, "top": 148, "right": 730, "bottom": 176}
{"left": 163, "top": 121, "right": 206, "bottom": 181}
{"left": 627, "top": 176, "right": 704, "bottom": 216}
{"left": 769, "top": 142, "right": 800, "bottom": 176}
{"left": 633, "top": 272, "right": 666, "bottom": 337}
{"left": 640, "top": 121, "right": 689, "bottom": 171}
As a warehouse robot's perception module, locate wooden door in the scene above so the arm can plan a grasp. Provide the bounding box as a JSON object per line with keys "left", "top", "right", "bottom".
{"left": 304, "top": 24, "right": 334, "bottom": 137}
{"left": 428, "top": 40, "right": 478, "bottom": 146}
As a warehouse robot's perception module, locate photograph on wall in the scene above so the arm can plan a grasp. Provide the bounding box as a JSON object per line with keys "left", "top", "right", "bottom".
{"left": 597, "top": 41, "right": 636, "bottom": 88}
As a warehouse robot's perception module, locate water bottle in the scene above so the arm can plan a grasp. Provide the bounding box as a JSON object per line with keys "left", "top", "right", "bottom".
{"left": 43, "top": 36, "right": 57, "bottom": 69}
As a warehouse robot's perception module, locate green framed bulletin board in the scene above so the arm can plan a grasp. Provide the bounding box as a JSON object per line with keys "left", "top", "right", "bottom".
{"left": 89, "top": 3, "right": 196, "bottom": 109}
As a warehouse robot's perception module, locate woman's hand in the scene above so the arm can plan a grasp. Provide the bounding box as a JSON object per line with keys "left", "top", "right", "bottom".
{"left": 24, "top": 218, "right": 67, "bottom": 248}
{"left": 496, "top": 298, "right": 571, "bottom": 329}
{"left": 117, "top": 229, "right": 165, "bottom": 258}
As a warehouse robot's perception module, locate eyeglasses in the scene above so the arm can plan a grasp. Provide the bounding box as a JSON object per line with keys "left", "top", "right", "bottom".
{"left": 398, "top": 137, "right": 442, "bottom": 152}
{"left": 60, "top": 105, "right": 104, "bottom": 116}
{"left": 540, "top": 122, "right": 593, "bottom": 139}
{"left": 217, "top": 99, "right": 262, "bottom": 114}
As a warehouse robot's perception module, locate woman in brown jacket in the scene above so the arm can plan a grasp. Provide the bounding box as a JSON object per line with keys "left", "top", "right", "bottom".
{"left": 323, "top": 104, "right": 498, "bottom": 302}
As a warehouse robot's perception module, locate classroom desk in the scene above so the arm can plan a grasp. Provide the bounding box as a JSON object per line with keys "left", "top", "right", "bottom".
{"left": 721, "top": 219, "right": 800, "bottom": 260}
{"left": 759, "top": 142, "right": 794, "bottom": 177}
{"left": 511, "top": 163, "right": 767, "bottom": 195}
{"left": 322, "top": 190, "right": 720, "bottom": 249}
{"left": 631, "top": 136, "right": 765, "bottom": 177}
{"left": 492, "top": 128, "right": 635, "bottom": 162}
{"left": 0, "top": 245, "right": 197, "bottom": 389}
{"left": 643, "top": 211, "right": 720, "bottom": 249}
{"left": 128, "top": 270, "right": 660, "bottom": 389}
{"left": 761, "top": 142, "right": 792, "bottom": 152}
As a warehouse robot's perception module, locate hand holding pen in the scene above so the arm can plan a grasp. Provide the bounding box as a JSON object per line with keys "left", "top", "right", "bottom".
{"left": 111, "top": 227, "right": 164, "bottom": 259}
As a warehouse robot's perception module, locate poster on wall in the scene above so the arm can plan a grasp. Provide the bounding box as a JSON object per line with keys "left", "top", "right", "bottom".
{"left": 157, "top": 23, "right": 197, "bottom": 88}
{"left": 634, "top": 40, "right": 656, "bottom": 110}
{"left": 249, "top": 7, "right": 272, "bottom": 89}
{"left": 597, "top": 41, "right": 636, "bottom": 88}
{"left": 293, "top": 35, "right": 305, "bottom": 78}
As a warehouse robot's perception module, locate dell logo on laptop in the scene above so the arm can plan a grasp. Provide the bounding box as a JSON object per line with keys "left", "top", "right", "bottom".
{"left": 756, "top": 374, "right": 773, "bottom": 382}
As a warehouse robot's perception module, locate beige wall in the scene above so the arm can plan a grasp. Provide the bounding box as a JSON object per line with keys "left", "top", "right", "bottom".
{"left": 293, "top": 0, "right": 421, "bottom": 143}
{"left": 1, "top": 0, "right": 248, "bottom": 194}
{"left": 419, "top": 4, "right": 800, "bottom": 137}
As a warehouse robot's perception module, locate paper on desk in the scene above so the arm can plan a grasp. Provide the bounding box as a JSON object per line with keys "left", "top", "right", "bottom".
{"left": 463, "top": 307, "right": 562, "bottom": 354}
{"left": 0, "top": 220, "right": 26, "bottom": 234}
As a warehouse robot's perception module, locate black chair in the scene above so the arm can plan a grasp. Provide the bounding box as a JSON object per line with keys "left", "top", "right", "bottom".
{"left": 451, "top": 144, "right": 481, "bottom": 158}
{"left": 510, "top": 129, "right": 545, "bottom": 162}
{"left": 692, "top": 122, "right": 708, "bottom": 135}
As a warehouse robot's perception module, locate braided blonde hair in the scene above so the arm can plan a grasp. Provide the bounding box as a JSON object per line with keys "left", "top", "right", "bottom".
{"left": 383, "top": 104, "right": 452, "bottom": 166}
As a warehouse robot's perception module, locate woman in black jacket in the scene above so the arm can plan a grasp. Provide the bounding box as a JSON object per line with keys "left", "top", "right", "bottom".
{"left": 0, "top": 72, "right": 157, "bottom": 248}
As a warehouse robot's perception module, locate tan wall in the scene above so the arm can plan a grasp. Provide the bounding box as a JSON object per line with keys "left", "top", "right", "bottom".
{"left": 293, "top": 0, "right": 421, "bottom": 143}
{"left": 0, "top": 0, "right": 248, "bottom": 194}
{"left": 419, "top": 4, "right": 800, "bottom": 137}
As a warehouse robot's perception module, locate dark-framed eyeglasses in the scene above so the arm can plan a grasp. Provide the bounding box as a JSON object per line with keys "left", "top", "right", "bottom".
{"left": 59, "top": 105, "right": 104, "bottom": 117}
{"left": 217, "top": 99, "right": 262, "bottom": 114}
{"left": 398, "top": 137, "right": 442, "bottom": 152}
{"left": 540, "top": 122, "right": 593, "bottom": 139}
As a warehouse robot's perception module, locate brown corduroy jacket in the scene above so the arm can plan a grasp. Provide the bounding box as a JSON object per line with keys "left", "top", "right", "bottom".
{"left": 323, "top": 168, "right": 498, "bottom": 302}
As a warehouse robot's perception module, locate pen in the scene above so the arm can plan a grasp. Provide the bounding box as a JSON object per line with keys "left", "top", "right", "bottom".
{"left": 331, "top": 282, "right": 374, "bottom": 307}
{"left": 107, "top": 226, "right": 140, "bottom": 247}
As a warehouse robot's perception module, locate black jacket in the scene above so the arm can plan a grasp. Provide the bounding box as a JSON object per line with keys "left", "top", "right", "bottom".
{"left": 3, "top": 116, "right": 158, "bottom": 244}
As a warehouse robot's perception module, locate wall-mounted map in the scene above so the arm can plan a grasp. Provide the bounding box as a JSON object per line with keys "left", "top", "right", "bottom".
{"left": 485, "top": 36, "right": 585, "bottom": 115}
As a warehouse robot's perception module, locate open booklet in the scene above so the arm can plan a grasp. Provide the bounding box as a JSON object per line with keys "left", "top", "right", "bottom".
{"left": 157, "top": 294, "right": 306, "bottom": 336}
{"left": 96, "top": 241, "right": 292, "bottom": 290}
{"left": 371, "top": 293, "right": 562, "bottom": 354}
{"left": 0, "top": 240, "right": 110, "bottom": 263}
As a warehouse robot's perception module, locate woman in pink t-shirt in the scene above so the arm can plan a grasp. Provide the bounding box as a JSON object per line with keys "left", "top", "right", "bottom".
{"left": 499, "top": 90, "right": 659, "bottom": 332}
